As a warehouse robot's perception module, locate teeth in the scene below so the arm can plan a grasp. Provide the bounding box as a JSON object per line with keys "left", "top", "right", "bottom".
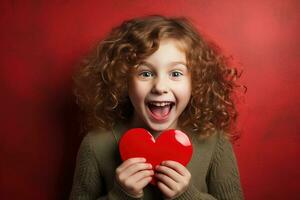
{"left": 148, "top": 102, "right": 172, "bottom": 107}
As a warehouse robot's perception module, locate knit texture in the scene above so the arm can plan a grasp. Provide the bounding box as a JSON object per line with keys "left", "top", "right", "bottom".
{"left": 69, "top": 124, "right": 244, "bottom": 200}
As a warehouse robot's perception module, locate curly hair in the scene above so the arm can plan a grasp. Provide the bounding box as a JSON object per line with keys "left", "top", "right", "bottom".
{"left": 73, "top": 15, "right": 245, "bottom": 141}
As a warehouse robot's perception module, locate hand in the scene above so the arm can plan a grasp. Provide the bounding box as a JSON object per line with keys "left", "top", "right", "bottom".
{"left": 115, "top": 157, "right": 154, "bottom": 198}
{"left": 155, "top": 160, "right": 191, "bottom": 199}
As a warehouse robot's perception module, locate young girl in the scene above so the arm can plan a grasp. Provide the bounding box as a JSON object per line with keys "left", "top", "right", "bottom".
{"left": 70, "top": 15, "right": 244, "bottom": 200}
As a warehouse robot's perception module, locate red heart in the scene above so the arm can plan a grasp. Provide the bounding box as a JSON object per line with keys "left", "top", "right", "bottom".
{"left": 119, "top": 128, "right": 193, "bottom": 184}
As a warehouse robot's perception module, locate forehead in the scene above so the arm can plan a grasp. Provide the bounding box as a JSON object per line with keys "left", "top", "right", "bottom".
{"left": 144, "top": 39, "right": 187, "bottom": 63}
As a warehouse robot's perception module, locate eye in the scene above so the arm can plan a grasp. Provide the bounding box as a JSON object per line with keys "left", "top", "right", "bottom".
{"left": 170, "top": 71, "right": 183, "bottom": 77}
{"left": 138, "top": 71, "right": 153, "bottom": 78}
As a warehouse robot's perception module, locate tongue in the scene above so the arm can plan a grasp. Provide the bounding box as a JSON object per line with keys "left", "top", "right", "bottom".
{"left": 149, "top": 105, "right": 171, "bottom": 119}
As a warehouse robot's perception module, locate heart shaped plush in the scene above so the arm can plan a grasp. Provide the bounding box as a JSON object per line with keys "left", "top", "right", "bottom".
{"left": 119, "top": 128, "right": 193, "bottom": 184}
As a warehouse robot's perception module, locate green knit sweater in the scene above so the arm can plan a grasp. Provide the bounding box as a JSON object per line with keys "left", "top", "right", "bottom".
{"left": 69, "top": 124, "right": 244, "bottom": 200}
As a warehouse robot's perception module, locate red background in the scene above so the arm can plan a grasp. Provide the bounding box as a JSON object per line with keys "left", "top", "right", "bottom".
{"left": 1, "top": 0, "right": 299, "bottom": 199}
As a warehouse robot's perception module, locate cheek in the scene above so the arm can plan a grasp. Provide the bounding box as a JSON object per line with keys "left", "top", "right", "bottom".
{"left": 176, "top": 80, "right": 192, "bottom": 102}
{"left": 128, "top": 80, "right": 147, "bottom": 104}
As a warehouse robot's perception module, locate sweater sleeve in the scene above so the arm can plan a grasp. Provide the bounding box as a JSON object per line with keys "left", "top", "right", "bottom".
{"left": 171, "top": 133, "right": 243, "bottom": 200}
{"left": 207, "top": 134, "right": 244, "bottom": 200}
{"left": 170, "top": 182, "right": 217, "bottom": 200}
{"left": 69, "top": 135, "right": 143, "bottom": 200}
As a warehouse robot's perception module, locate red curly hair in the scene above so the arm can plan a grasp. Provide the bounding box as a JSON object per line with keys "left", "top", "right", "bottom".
{"left": 73, "top": 15, "right": 245, "bottom": 141}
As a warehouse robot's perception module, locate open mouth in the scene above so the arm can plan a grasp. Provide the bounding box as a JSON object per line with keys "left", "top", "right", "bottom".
{"left": 147, "top": 101, "right": 175, "bottom": 121}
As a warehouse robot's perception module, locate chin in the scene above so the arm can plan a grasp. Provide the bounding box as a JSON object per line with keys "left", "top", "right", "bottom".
{"left": 147, "top": 120, "right": 175, "bottom": 132}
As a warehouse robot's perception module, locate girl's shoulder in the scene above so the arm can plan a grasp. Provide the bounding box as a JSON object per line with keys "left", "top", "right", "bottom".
{"left": 84, "top": 128, "right": 115, "bottom": 143}
{"left": 187, "top": 129, "right": 231, "bottom": 153}
{"left": 202, "top": 130, "right": 236, "bottom": 163}
{"left": 81, "top": 126, "right": 121, "bottom": 157}
{"left": 205, "top": 130, "right": 230, "bottom": 145}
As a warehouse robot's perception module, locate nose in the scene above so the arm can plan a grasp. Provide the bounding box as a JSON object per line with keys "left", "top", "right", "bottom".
{"left": 151, "top": 77, "right": 169, "bottom": 94}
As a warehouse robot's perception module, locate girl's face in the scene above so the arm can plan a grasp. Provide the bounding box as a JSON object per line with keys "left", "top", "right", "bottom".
{"left": 128, "top": 39, "right": 192, "bottom": 133}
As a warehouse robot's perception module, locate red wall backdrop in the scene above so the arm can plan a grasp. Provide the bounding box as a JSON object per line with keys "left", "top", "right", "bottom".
{"left": 1, "top": 0, "right": 299, "bottom": 199}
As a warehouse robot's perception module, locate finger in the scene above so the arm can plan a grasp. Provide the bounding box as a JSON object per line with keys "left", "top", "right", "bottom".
{"left": 155, "top": 165, "right": 181, "bottom": 183}
{"left": 157, "top": 181, "right": 174, "bottom": 198}
{"left": 155, "top": 172, "right": 178, "bottom": 190}
{"left": 124, "top": 163, "right": 152, "bottom": 175}
{"left": 122, "top": 171, "right": 153, "bottom": 193}
{"left": 128, "top": 169, "right": 154, "bottom": 183}
{"left": 122, "top": 163, "right": 152, "bottom": 178}
{"left": 117, "top": 157, "right": 146, "bottom": 172}
{"left": 161, "top": 160, "right": 188, "bottom": 176}
{"left": 136, "top": 175, "right": 153, "bottom": 188}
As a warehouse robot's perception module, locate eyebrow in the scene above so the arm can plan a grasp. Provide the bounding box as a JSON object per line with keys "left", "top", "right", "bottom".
{"left": 138, "top": 61, "right": 187, "bottom": 68}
